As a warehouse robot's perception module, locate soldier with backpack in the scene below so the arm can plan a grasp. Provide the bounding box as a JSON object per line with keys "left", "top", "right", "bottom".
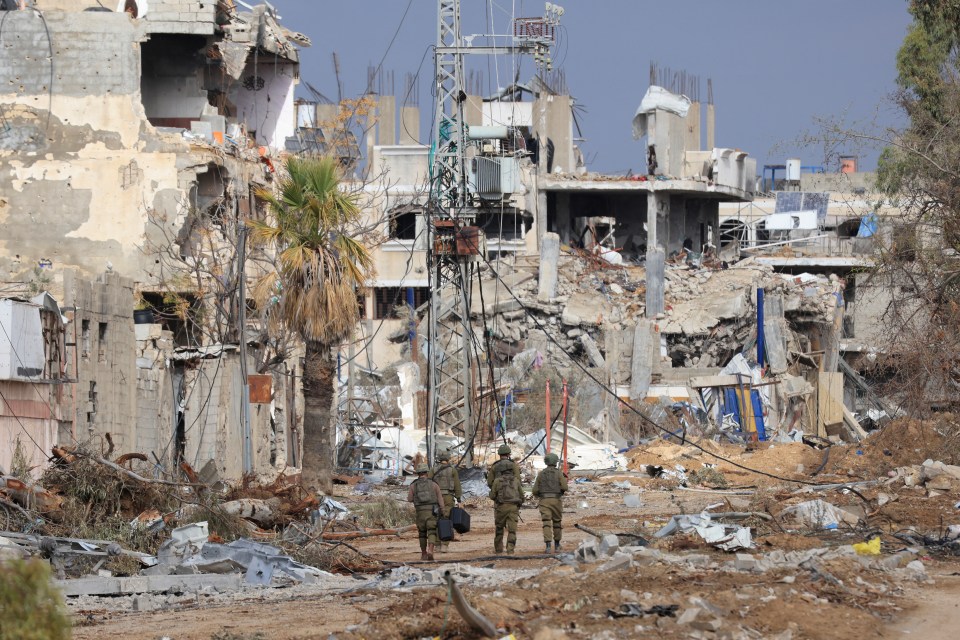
{"left": 489, "top": 466, "right": 522, "bottom": 555}
{"left": 487, "top": 444, "right": 521, "bottom": 488}
{"left": 428, "top": 450, "right": 462, "bottom": 552}
{"left": 407, "top": 463, "right": 444, "bottom": 561}
{"left": 532, "top": 452, "right": 568, "bottom": 553}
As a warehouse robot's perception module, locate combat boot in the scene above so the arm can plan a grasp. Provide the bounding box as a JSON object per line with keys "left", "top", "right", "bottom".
{"left": 545, "top": 542, "right": 552, "bottom": 554}
{"left": 425, "top": 543, "right": 435, "bottom": 561}
{"left": 554, "top": 541, "right": 561, "bottom": 552}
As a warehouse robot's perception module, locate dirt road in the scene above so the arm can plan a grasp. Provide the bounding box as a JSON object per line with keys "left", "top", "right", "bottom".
{"left": 69, "top": 478, "right": 960, "bottom": 639}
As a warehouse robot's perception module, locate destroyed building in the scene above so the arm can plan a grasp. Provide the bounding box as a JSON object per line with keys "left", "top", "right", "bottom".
{"left": 0, "top": 2, "right": 305, "bottom": 478}
{"left": 331, "top": 58, "right": 906, "bottom": 474}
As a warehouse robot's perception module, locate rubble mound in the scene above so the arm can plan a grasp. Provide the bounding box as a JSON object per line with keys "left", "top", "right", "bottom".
{"left": 821, "top": 417, "right": 960, "bottom": 479}
{"left": 627, "top": 438, "right": 822, "bottom": 483}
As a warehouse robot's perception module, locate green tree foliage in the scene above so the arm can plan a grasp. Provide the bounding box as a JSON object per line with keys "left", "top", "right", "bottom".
{"left": 0, "top": 559, "right": 70, "bottom": 640}
{"left": 870, "top": 1, "right": 960, "bottom": 412}
{"left": 249, "top": 156, "right": 375, "bottom": 491}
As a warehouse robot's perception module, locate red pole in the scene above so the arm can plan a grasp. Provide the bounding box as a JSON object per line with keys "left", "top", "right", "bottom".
{"left": 544, "top": 380, "right": 551, "bottom": 454}
{"left": 562, "top": 379, "right": 569, "bottom": 475}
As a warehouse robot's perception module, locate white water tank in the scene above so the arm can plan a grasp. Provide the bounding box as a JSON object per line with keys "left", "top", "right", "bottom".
{"left": 786, "top": 158, "right": 802, "bottom": 182}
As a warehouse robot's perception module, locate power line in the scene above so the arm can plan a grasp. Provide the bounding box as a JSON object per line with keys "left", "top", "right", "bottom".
{"left": 365, "top": 0, "right": 415, "bottom": 96}
{"left": 468, "top": 242, "right": 837, "bottom": 487}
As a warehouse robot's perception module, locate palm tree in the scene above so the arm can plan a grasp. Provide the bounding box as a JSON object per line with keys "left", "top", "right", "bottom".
{"left": 249, "top": 156, "right": 374, "bottom": 493}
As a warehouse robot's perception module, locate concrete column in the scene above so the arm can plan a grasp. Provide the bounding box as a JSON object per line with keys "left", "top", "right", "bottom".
{"left": 378, "top": 95, "right": 396, "bottom": 146}
{"left": 464, "top": 95, "right": 483, "bottom": 126}
{"left": 399, "top": 105, "right": 420, "bottom": 144}
{"left": 706, "top": 103, "right": 716, "bottom": 150}
{"left": 762, "top": 293, "right": 789, "bottom": 374}
{"left": 647, "top": 191, "right": 669, "bottom": 251}
{"left": 365, "top": 98, "right": 379, "bottom": 169}
{"left": 645, "top": 190, "right": 666, "bottom": 317}
{"left": 579, "top": 334, "right": 606, "bottom": 369}
{"left": 556, "top": 192, "right": 572, "bottom": 245}
{"left": 535, "top": 184, "right": 548, "bottom": 250}
{"left": 645, "top": 248, "right": 665, "bottom": 318}
{"left": 686, "top": 102, "right": 701, "bottom": 152}
{"left": 630, "top": 320, "right": 655, "bottom": 400}
{"left": 538, "top": 232, "right": 560, "bottom": 301}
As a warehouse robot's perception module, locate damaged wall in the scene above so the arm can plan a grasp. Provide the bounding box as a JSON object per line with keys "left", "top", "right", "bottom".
{"left": 0, "top": 11, "right": 185, "bottom": 286}
{"left": 63, "top": 270, "right": 139, "bottom": 454}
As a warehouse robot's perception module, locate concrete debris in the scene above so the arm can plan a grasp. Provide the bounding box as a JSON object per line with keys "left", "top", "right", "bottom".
{"left": 57, "top": 573, "right": 244, "bottom": 598}
{"left": 653, "top": 509, "right": 754, "bottom": 551}
{"left": 779, "top": 499, "right": 861, "bottom": 530}
{"left": 153, "top": 522, "right": 330, "bottom": 587}
{"left": 0, "top": 531, "right": 157, "bottom": 567}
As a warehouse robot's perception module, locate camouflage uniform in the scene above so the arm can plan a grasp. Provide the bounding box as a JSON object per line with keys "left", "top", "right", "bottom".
{"left": 486, "top": 457, "right": 521, "bottom": 489}
{"left": 490, "top": 468, "right": 522, "bottom": 554}
{"left": 407, "top": 468, "right": 444, "bottom": 560}
{"left": 429, "top": 456, "right": 462, "bottom": 552}
{"left": 532, "top": 455, "right": 568, "bottom": 552}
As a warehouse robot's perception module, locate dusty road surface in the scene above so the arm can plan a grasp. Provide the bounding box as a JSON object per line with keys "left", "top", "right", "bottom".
{"left": 68, "top": 461, "right": 960, "bottom": 640}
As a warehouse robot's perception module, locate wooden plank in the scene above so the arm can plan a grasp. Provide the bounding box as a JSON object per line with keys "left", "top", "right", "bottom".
{"left": 817, "top": 372, "right": 844, "bottom": 435}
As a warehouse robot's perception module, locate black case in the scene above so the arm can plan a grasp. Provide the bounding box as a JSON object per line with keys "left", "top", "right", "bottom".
{"left": 450, "top": 507, "right": 471, "bottom": 533}
{"left": 437, "top": 518, "right": 455, "bottom": 541}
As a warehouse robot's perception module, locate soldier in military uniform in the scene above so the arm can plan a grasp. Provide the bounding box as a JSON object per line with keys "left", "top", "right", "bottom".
{"left": 532, "top": 452, "right": 568, "bottom": 553}
{"left": 407, "top": 463, "right": 444, "bottom": 560}
{"left": 428, "top": 450, "right": 462, "bottom": 552}
{"left": 487, "top": 444, "right": 521, "bottom": 489}
{"left": 489, "top": 466, "right": 522, "bottom": 555}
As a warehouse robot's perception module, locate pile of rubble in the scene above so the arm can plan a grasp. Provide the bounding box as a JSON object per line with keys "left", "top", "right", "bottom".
{"left": 466, "top": 251, "right": 839, "bottom": 373}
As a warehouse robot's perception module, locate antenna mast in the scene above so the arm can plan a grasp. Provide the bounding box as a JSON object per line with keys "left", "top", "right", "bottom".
{"left": 426, "top": 0, "right": 562, "bottom": 466}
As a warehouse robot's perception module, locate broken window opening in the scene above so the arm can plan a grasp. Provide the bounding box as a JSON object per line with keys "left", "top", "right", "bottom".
{"left": 86, "top": 381, "right": 97, "bottom": 425}
{"left": 140, "top": 35, "right": 214, "bottom": 129}
{"left": 475, "top": 209, "right": 531, "bottom": 243}
{"left": 97, "top": 322, "right": 108, "bottom": 363}
{"left": 80, "top": 319, "right": 90, "bottom": 359}
{"left": 719, "top": 220, "right": 744, "bottom": 245}
{"left": 837, "top": 218, "right": 861, "bottom": 239}
{"left": 193, "top": 163, "right": 230, "bottom": 225}
{"left": 373, "top": 287, "right": 429, "bottom": 320}
{"left": 388, "top": 207, "right": 419, "bottom": 241}
{"left": 140, "top": 291, "right": 202, "bottom": 348}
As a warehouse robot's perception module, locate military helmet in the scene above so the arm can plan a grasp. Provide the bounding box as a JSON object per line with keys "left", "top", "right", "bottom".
{"left": 544, "top": 452, "right": 560, "bottom": 466}
{"left": 415, "top": 463, "right": 429, "bottom": 474}
{"left": 498, "top": 444, "right": 512, "bottom": 456}
{"left": 437, "top": 450, "right": 451, "bottom": 461}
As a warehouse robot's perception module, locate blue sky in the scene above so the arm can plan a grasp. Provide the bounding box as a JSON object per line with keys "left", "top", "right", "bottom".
{"left": 268, "top": 1, "right": 912, "bottom": 174}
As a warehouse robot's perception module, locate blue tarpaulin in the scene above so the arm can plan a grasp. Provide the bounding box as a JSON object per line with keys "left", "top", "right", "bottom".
{"left": 857, "top": 213, "right": 878, "bottom": 237}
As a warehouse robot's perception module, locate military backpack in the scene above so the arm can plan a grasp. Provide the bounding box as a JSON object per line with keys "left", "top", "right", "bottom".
{"left": 496, "top": 474, "right": 522, "bottom": 505}
{"left": 413, "top": 477, "right": 439, "bottom": 507}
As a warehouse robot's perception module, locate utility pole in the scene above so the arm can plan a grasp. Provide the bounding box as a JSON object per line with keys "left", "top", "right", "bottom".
{"left": 426, "top": 0, "right": 562, "bottom": 466}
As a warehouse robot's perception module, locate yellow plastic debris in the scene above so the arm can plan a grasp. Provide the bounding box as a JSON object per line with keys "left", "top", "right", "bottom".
{"left": 853, "top": 536, "right": 881, "bottom": 556}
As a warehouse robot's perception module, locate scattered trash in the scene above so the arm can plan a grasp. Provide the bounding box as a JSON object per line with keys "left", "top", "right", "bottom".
{"left": 853, "top": 537, "right": 881, "bottom": 556}
{"left": 654, "top": 509, "right": 753, "bottom": 551}
{"left": 780, "top": 500, "right": 860, "bottom": 530}
{"left": 315, "top": 497, "right": 350, "bottom": 521}
{"left": 607, "top": 603, "right": 679, "bottom": 618}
